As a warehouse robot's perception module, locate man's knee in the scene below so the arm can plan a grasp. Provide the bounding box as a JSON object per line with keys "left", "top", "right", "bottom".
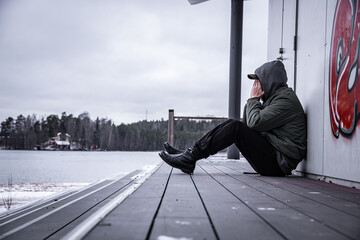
{"left": 228, "top": 119, "right": 247, "bottom": 132}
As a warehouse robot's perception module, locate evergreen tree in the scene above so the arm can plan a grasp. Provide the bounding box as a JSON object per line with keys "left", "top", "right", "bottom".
{"left": 60, "top": 112, "right": 67, "bottom": 135}
{"left": 46, "top": 114, "right": 60, "bottom": 139}
{"left": 0, "top": 112, "right": 225, "bottom": 151}
{"left": 93, "top": 117, "right": 100, "bottom": 148}
{"left": 0, "top": 117, "right": 14, "bottom": 149}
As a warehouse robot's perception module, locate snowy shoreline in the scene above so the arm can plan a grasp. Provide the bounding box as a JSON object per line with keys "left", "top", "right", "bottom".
{"left": 0, "top": 182, "right": 89, "bottom": 214}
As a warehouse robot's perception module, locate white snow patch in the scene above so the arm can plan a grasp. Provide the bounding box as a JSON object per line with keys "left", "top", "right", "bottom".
{"left": 175, "top": 220, "right": 191, "bottom": 225}
{"left": 257, "top": 207, "right": 276, "bottom": 211}
{"left": 0, "top": 182, "right": 89, "bottom": 214}
{"left": 157, "top": 236, "right": 192, "bottom": 240}
{"left": 131, "top": 165, "right": 157, "bottom": 180}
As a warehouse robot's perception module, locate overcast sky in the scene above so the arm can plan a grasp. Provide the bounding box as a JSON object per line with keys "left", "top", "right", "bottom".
{"left": 0, "top": 0, "right": 268, "bottom": 124}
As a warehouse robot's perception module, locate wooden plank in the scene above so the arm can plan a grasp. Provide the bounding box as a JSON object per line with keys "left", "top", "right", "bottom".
{"left": 85, "top": 163, "right": 172, "bottom": 240}
{"left": 150, "top": 217, "right": 215, "bottom": 240}
{"left": 218, "top": 160, "right": 360, "bottom": 207}
{"left": 47, "top": 172, "right": 146, "bottom": 240}
{"left": 149, "top": 168, "right": 217, "bottom": 240}
{"left": 223, "top": 160, "right": 360, "bottom": 203}
{"left": 0, "top": 180, "right": 112, "bottom": 227}
{"left": 199, "top": 162, "right": 350, "bottom": 240}
{"left": 0, "top": 189, "right": 75, "bottom": 223}
{"left": 207, "top": 162, "right": 359, "bottom": 240}
{"left": 1, "top": 171, "right": 142, "bottom": 240}
{"left": 2, "top": 158, "right": 358, "bottom": 240}
{"left": 192, "top": 164, "right": 284, "bottom": 240}
{"left": 250, "top": 176, "right": 360, "bottom": 217}
{"left": 0, "top": 179, "right": 116, "bottom": 236}
{"left": 222, "top": 158, "right": 360, "bottom": 221}
{"left": 280, "top": 177, "right": 360, "bottom": 203}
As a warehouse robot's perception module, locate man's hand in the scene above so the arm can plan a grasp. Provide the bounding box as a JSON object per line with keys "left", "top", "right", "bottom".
{"left": 251, "top": 80, "right": 264, "bottom": 98}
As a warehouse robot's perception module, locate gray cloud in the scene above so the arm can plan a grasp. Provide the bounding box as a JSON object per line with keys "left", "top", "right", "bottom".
{"left": 0, "top": 0, "right": 268, "bottom": 124}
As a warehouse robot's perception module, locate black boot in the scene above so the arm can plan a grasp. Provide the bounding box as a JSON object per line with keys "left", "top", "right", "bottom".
{"left": 159, "top": 148, "right": 199, "bottom": 174}
{"left": 163, "top": 142, "right": 183, "bottom": 154}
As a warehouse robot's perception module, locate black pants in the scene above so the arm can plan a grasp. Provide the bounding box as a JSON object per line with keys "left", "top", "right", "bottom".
{"left": 193, "top": 119, "right": 285, "bottom": 176}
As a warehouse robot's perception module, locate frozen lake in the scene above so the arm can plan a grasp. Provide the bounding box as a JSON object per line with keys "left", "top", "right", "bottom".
{"left": 0, "top": 150, "right": 161, "bottom": 184}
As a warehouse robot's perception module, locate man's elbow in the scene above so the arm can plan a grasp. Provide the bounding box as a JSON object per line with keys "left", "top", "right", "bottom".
{"left": 247, "top": 120, "right": 269, "bottom": 132}
{"left": 246, "top": 120, "right": 263, "bottom": 131}
{"left": 248, "top": 125, "right": 266, "bottom": 132}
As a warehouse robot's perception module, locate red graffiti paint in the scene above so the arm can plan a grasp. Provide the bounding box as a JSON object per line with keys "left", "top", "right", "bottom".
{"left": 329, "top": 0, "right": 360, "bottom": 138}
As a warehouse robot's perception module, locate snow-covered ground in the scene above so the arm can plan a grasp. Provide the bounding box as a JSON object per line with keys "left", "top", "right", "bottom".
{"left": 0, "top": 182, "right": 89, "bottom": 214}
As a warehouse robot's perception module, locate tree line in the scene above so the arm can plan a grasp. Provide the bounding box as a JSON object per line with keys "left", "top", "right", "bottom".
{"left": 0, "top": 112, "right": 225, "bottom": 151}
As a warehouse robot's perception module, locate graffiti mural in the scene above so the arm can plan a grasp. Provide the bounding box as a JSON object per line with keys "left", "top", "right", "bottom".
{"left": 330, "top": 0, "right": 360, "bottom": 138}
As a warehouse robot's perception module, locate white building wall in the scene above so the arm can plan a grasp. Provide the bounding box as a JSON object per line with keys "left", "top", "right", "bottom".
{"left": 267, "top": 0, "right": 296, "bottom": 89}
{"left": 323, "top": 0, "right": 360, "bottom": 186}
{"left": 267, "top": 0, "right": 360, "bottom": 187}
{"left": 295, "top": 0, "right": 328, "bottom": 177}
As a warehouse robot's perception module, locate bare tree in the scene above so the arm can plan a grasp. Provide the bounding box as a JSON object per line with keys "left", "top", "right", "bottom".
{"left": 1, "top": 175, "right": 14, "bottom": 211}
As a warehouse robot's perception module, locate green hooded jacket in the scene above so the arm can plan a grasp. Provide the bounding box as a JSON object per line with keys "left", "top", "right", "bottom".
{"left": 243, "top": 60, "right": 307, "bottom": 174}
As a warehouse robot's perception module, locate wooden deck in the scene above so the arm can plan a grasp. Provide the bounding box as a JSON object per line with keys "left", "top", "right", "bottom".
{"left": 0, "top": 156, "right": 359, "bottom": 240}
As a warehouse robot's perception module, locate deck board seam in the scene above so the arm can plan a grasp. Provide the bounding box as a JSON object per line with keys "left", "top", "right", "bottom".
{"left": 198, "top": 164, "right": 288, "bottom": 240}
{"left": 190, "top": 174, "right": 220, "bottom": 240}
{"left": 256, "top": 177, "right": 360, "bottom": 218}
{"left": 222, "top": 163, "right": 360, "bottom": 219}
{"left": 207, "top": 163, "right": 356, "bottom": 240}
{"left": 145, "top": 167, "right": 173, "bottom": 240}
{"left": 43, "top": 180, "right": 135, "bottom": 240}
{"left": 274, "top": 178, "right": 360, "bottom": 204}
{"left": 0, "top": 177, "right": 131, "bottom": 240}
{"left": 224, "top": 162, "right": 360, "bottom": 203}
{"left": 0, "top": 180, "right": 111, "bottom": 226}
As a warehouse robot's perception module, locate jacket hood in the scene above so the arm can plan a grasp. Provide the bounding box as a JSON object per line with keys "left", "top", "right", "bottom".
{"left": 254, "top": 60, "right": 288, "bottom": 101}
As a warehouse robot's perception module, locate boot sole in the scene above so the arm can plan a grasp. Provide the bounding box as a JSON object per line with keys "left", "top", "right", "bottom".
{"left": 158, "top": 152, "right": 194, "bottom": 174}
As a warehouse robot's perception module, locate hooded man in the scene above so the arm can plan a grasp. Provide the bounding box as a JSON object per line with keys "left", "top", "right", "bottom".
{"left": 159, "top": 60, "right": 307, "bottom": 176}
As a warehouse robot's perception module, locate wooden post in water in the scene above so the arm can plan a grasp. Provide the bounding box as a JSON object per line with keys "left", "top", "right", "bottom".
{"left": 168, "top": 109, "right": 175, "bottom": 146}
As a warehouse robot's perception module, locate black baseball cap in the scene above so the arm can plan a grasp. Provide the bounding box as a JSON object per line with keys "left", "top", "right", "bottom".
{"left": 247, "top": 73, "right": 259, "bottom": 79}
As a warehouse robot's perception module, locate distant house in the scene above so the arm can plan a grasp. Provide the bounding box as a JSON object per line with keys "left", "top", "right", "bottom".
{"left": 54, "top": 133, "right": 71, "bottom": 150}
{"left": 44, "top": 133, "right": 71, "bottom": 150}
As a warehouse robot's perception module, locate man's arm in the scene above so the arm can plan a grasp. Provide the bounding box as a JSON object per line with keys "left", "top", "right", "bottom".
{"left": 245, "top": 95, "right": 294, "bottom": 132}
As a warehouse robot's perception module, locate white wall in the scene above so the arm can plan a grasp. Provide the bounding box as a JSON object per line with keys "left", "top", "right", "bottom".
{"left": 296, "top": 0, "right": 327, "bottom": 177}
{"left": 267, "top": 0, "right": 296, "bottom": 89}
{"left": 267, "top": 0, "right": 360, "bottom": 187}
